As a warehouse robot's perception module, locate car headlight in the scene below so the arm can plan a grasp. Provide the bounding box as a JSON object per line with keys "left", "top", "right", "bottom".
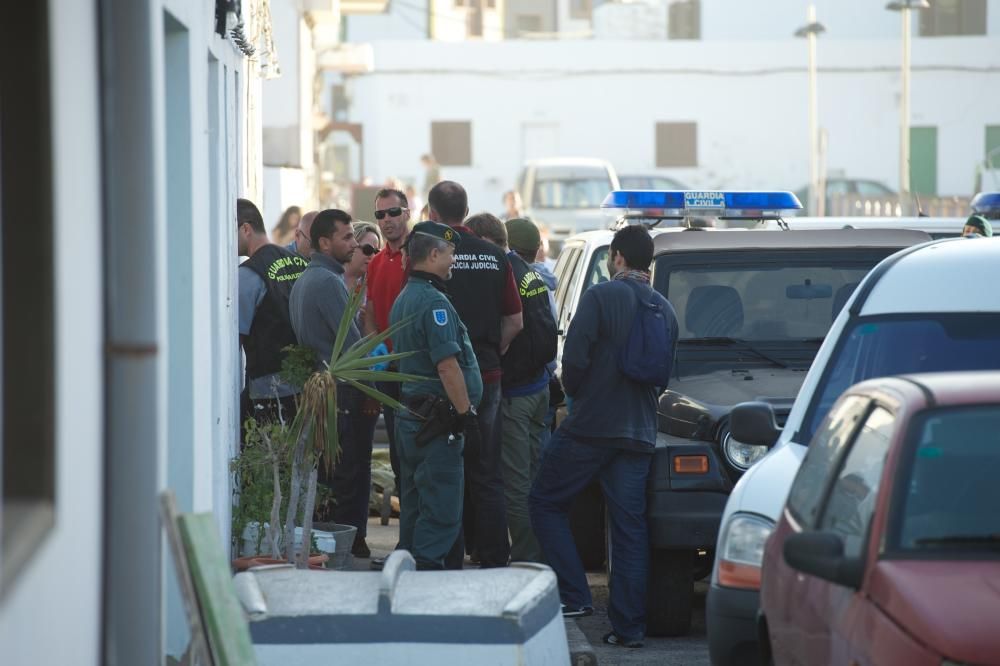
{"left": 717, "top": 513, "right": 775, "bottom": 590}
{"left": 722, "top": 431, "right": 769, "bottom": 470}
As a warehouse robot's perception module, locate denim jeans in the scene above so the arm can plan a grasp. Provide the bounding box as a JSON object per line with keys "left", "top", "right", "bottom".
{"left": 455, "top": 380, "right": 510, "bottom": 568}
{"left": 322, "top": 385, "right": 378, "bottom": 539}
{"left": 529, "top": 428, "right": 653, "bottom": 642}
{"left": 376, "top": 380, "right": 401, "bottom": 495}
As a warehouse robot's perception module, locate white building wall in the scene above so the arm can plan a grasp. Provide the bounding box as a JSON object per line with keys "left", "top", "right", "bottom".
{"left": 0, "top": 1, "right": 105, "bottom": 663}
{"left": 349, "top": 37, "right": 1000, "bottom": 211}
{"left": 347, "top": 0, "right": 429, "bottom": 41}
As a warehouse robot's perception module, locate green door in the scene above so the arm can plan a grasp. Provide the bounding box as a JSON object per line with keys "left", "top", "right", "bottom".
{"left": 986, "top": 125, "right": 1000, "bottom": 168}
{"left": 910, "top": 127, "right": 938, "bottom": 196}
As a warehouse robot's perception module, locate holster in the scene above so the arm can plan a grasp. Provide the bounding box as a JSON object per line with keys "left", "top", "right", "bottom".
{"left": 405, "top": 394, "right": 455, "bottom": 447}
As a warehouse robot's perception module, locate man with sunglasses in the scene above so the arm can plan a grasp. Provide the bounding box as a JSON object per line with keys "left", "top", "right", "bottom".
{"left": 364, "top": 188, "right": 412, "bottom": 547}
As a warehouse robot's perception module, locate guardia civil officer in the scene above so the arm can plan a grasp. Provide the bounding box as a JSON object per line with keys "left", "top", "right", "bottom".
{"left": 390, "top": 222, "right": 484, "bottom": 570}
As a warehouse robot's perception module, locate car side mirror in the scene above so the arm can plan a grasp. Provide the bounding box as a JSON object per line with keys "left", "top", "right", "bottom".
{"left": 730, "top": 401, "right": 781, "bottom": 449}
{"left": 783, "top": 532, "right": 863, "bottom": 589}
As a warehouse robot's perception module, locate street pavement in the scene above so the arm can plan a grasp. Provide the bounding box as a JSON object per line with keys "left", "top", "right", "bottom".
{"left": 354, "top": 516, "right": 711, "bottom": 665}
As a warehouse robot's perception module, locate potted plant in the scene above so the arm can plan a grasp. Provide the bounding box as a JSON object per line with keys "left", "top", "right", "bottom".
{"left": 232, "top": 284, "right": 416, "bottom": 569}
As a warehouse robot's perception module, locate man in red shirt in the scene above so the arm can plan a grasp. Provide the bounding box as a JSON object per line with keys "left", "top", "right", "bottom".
{"left": 363, "top": 187, "right": 410, "bottom": 548}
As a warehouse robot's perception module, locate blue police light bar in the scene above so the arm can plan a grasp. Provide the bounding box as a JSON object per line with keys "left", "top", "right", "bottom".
{"left": 971, "top": 192, "right": 1000, "bottom": 215}
{"left": 601, "top": 190, "right": 802, "bottom": 219}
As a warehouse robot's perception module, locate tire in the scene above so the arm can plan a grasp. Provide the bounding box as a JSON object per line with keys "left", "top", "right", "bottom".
{"left": 693, "top": 548, "right": 714, "bottom": 581}
{"left": 646, "top": 548, "right": 694, "bottom": 637}
{"left": 569, "top": 481, "right": 606, "bottom": 570}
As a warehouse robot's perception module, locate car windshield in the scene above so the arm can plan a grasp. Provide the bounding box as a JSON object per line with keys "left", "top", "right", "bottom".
{"left": 661, "top": 263, "right": 872, "bottom": 343}
{"left": 533, "top": 176, "right": 612, "bottom": 209}
{"left": 802, "top": 314, "right": 1000, "bottom": 442}
{"left": 890, "top": 405, "right": 1000, "bottom": 556}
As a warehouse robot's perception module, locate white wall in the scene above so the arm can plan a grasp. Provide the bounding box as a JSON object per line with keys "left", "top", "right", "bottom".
{"left": 263, "top": 166, "right": 310, "bottom": 231}
{"left": 347, "top": 0, "right": 429, "bottom": 41}
{"left": 0, "top": 0, "right": 104, "bottom": 662}
{"left": 349, "top": 37, "right": 1000, "bottom": 212}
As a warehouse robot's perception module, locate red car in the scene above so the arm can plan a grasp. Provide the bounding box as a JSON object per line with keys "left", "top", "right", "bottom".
{"left": 760, "top": 371, "right": 1000, "bottom": 666}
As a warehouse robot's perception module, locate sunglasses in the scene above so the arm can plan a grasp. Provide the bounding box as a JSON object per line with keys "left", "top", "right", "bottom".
{"left": 360, "top": 243, "right": 379, "bottom": 257}
{"left": 374, "top": 206, "right": 406, "bottom": 220}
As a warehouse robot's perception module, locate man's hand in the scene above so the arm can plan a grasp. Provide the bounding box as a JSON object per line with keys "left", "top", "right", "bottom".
{"left": 368, "top": 342, "right": 389, "bottom": 372}
{"left": 457, "top": 411, "right": 482, "bottom": 457}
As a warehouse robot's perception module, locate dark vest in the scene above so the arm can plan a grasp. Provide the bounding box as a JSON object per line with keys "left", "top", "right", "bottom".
{"left": 242, "top": 244, "right": 308, "bottom": 379}
{"left": 447, "top": 229, "right": 509, "bottom": 373}
{"left": 502, "top": 253, "right": 558, "bottom": 388}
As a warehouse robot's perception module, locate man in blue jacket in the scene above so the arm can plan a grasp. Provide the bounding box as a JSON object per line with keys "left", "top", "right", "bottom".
{"left": 529, "top": 225, "right": 678, "bottom": 649}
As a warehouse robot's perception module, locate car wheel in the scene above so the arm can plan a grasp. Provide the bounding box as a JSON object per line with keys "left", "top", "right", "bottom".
{"left": 693, "top": 549, "right": 714, "bottom": 581}
{"left": 647, "top": 548, "right": 694, "bottom": 637}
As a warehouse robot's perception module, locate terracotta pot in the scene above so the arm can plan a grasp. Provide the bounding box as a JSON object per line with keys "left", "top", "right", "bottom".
{"left": 232, "top": 553, "right": 329, "bottom": 571}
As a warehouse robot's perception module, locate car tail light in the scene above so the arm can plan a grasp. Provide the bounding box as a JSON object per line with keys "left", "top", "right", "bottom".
{"left": 674, "top": 455, "right": 709, "bottom": 474}
{"left": 717, "top": 513, "right": 775, "bottom": 590}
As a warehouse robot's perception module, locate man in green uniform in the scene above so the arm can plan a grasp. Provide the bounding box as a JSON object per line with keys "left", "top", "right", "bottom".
{"left": 390, "top": 221, "right": 484, "bottom": 570}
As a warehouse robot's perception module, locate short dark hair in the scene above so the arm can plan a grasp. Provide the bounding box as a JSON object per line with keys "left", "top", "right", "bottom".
{"left": 374, "top": 188, "right": 408, "bottom": 208}
{"left": 610, "top": 225, "right": 654, "bottom": 270}
{"left": 428, "top": 181, "right": 468, "bottom": 224}
{"left": 406, "top": 233, "right": 449, "bottom": 265}
{"left": 465, "top": 212, "right": 507, "bottom": 247}
{"left": 237, "top": 198, "right": 266, "bottom": 234}
{"left": 310, "top": 208, "right": 353, "bottom": 251}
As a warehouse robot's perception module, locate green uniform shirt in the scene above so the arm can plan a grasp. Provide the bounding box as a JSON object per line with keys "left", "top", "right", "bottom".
{"left": 390, "top": 274, "right": 483, "bottom": 408}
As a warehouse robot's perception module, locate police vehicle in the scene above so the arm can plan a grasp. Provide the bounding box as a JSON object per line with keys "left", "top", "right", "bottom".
{"left": 552, "top": 190, "right": 931, "bottom": 638}
{"left": 708, "top": 195, "right": 1000, "bottom": 665}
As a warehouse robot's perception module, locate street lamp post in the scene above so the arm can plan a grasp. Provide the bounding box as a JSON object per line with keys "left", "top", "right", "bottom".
{"left": 886, "top": 0, "right": 929, "bottom": 214}
{"left": 795, "top": 7, "right": 825, "bottom": 216}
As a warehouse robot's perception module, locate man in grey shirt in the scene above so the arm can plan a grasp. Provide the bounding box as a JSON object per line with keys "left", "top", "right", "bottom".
{"left": 289, "top": 208, "right": 376, "bottom": 556}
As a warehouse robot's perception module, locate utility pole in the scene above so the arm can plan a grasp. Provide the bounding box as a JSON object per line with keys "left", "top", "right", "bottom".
{"left": 887, "top": 0, "right": 929, "bottom": 214}
{"left": 795, "top": 7, "right": 825, "bottom": 215}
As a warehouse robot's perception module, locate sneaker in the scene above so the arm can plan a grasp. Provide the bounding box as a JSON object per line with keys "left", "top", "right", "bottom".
{"left": 560, "top": 605, "right": 594, "bottom": 618}
{"left": 370, "top": 555, "right": 386, "bottom": 571}
{"left": 602, "top": 632, "right": 643, "bottom": 649}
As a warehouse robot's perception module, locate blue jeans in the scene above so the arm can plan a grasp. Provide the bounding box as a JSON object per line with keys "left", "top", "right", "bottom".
{"left": 529, "top": 428, "right": 653, "bottom": 642}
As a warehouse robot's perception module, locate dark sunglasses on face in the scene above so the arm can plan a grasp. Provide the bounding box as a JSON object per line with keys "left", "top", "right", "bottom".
{"left": 374, "top": 206, "right": 406, "bottom": 220}
{"left": 361, "top": 243, "right": 379, "bottom": 256}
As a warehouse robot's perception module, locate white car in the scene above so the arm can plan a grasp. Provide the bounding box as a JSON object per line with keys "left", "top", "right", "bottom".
{"left": 707, "top": 236, "right": 1000, "bottom": 666}
{"left": 516, "top": 158, "right": 620, "bottom": 246}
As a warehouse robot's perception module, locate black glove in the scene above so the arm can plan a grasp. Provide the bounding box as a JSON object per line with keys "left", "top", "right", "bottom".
{"left": 453, "top": 408, "right": 481, "bottom": 456}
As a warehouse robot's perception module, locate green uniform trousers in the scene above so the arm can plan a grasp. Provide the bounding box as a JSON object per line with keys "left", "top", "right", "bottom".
{"left": 501, "top": 387, "right": 549, "bottom": 563}
{"left": 396, "top": 414, "right": 465, "bottom": 570}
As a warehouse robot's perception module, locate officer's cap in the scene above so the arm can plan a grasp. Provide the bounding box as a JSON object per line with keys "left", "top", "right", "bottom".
{"left": 408, "top": 221, "right": 460, "bottom": 247}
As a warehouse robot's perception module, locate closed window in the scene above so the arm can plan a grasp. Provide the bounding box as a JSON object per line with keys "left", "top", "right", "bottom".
{"left": 819, "top": 406, "right": 894, "bottom": 559}
{"left": 431, "top": 121, "right": 472, "bottom": 167}
{"left": 570, "top": 0, "right": 592, "bottom": 20}
{"left": 668, "top": 0, "right": 701, "bottom": 40}
{"left": 516, "top": 14, "right": 543, "bottom": 33}
{"left": 787, "top": 395, "right": 870, "bottom": 527}
{"left": 1, "top": 0, "right": 56, "bottom": 593}
{"left": 656, "top": 122, "right": 698, "bottom": 168}
{"left": 919, "top": 0, "right": 986, "bottom": 36}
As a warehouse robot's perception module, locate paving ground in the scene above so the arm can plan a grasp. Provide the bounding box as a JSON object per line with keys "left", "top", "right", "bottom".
{"left": 353, "top": 516, "right": 711, "bottom": 665}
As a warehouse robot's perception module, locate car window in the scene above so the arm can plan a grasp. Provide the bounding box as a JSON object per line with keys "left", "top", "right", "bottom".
{"left": 802, "top": 314, "right": 1000, "bottom": 443}
{"left": 787, "top": 395, "right": 870, "bottom": 527}
{"left": 584, "top": 246, "right": 610, "bottom": 293}
{"left": 533, "top": 175, "right": 613, "bottom": 209}
{"left": 891, "top": 405, "right": 1000, "bottom": 554}
{"left": 855, "top": 181, "right": 893, "bottom": 197}
{"left": 662, "top": 263, "right": 873, "bottom": 341}
{"left": 553, "top": 246, "right": 582, "bottom": 323}
{"left": 818, "top": 406, "right": 894, "bottom": 559}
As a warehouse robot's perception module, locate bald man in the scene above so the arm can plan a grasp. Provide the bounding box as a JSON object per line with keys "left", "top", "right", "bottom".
{"left": 285, "top": 209, "right": 319, "bottom": 258}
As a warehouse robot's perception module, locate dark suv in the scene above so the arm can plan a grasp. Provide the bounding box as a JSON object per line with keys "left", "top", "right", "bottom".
{"left": 556, "top": 227, "right": 931, "bottom": 636}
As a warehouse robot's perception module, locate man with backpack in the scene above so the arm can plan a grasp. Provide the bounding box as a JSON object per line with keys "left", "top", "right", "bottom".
{"left": 529, "top": 225, "right": 678, "bottom": 649}
{"left": 466, "top": 215, "right": 558, "bottom": 563}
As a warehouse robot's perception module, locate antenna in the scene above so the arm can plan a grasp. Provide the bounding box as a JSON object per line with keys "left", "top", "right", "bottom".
{"left": 913, "top": 192, "right": 928, "bottom": 218}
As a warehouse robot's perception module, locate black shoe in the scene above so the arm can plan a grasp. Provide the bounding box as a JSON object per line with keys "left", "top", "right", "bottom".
{"left": 560, "top": 605, "right": 594, "bottom": 618}
{"left": 351, "top": 535, "right": 371, "bottom": 559}
{"left": 370, "top": 556, "right": 386, "bottom": 570}
{"left": 602, "top": 632, "right": 643, "bottom": 648}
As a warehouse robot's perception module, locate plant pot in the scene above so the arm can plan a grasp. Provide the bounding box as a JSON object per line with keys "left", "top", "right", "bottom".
{"left": 232, "top": 553, "right": 329, "bottom": 572}
{"left": 312, "top": 522, "right": 358, "bottom": 570}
